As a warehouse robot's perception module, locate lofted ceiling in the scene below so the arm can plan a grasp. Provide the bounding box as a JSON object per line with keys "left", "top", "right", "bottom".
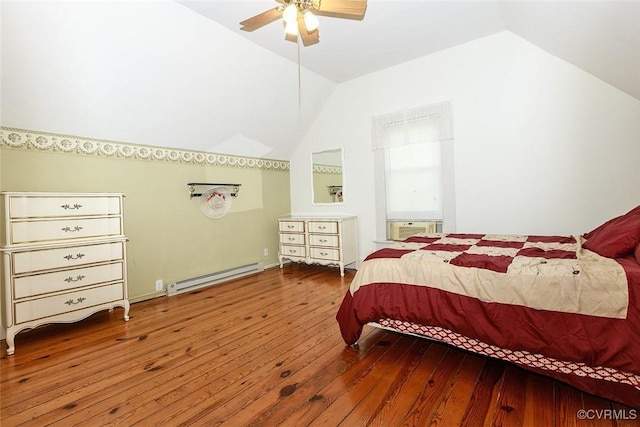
{"left": 3, "top": 1, "right": 639, "bottom": 161}
{"left": 178, "top": 0, "right": 640, "bottom": 99}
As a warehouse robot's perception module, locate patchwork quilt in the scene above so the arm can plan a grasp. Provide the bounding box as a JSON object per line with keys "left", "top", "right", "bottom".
{"left": 336, "top": 233, "right": 640, "bottom": 408}
{"left": 357, "top": 233, "right": 628, "bottom": 319}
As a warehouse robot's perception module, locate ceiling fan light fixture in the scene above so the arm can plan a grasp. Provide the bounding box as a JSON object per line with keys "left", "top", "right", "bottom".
{"left": 303, "top": 10, "right": 319, "bottom": 32}
{"left": 284, "top": 19, "right": 299, "bottom": 36}
{"left": 283, "top": 4, "right": 298, "bottom": 23}
{"left": 240, "top": 0, "right": 366, "bottom": 46}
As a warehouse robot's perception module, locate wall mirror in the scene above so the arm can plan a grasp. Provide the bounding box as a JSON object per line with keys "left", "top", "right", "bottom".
{"left": 311, "top": 148, "right": 344, "bottom": 204}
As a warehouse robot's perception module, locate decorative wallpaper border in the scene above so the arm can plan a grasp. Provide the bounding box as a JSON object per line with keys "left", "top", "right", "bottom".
{"left": 0, "top": 127, "right": 290, "bottom": 171}
{"left": 312, "top": 164, "right": 342, "bottom": 174}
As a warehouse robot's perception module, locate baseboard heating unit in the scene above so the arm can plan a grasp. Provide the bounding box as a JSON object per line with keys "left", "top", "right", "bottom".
{"left": 166, "top": 262, "right": 264, "bottom": 296}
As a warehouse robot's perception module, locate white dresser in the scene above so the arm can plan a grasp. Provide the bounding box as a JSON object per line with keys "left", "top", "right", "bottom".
{"left": 278, "top": 215, "right": 357, "bottom": 276}
{"left": 1, "top": 192, "right": 130, "bottom": 355}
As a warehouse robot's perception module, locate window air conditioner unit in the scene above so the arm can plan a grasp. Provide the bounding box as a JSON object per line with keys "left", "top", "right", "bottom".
{"left": 388, "top": 221, "right": 439, "bottom": 241}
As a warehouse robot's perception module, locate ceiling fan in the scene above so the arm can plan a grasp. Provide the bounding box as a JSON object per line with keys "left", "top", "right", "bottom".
{"left": 240, "top": 0, "right": 367, "bottom": 47}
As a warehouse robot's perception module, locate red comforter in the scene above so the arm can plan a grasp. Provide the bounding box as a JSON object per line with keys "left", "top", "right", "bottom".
{"left": 336, "top": 234, "right": 640, "bottom": 408}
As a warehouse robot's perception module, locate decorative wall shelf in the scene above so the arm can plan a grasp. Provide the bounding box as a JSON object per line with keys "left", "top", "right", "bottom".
{"left": 187, "top": 183, "right": 241, "bottom": 198}
{"left": 328, "top": 185, "right": 342, "bottom": 196}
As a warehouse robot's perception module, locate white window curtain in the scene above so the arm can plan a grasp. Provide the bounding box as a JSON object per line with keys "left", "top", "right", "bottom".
{"left": 372, "top": 102, "right": 453, "bottom": 150}
{"left": 372, "top": 101, "right": 453, "bottom": 221}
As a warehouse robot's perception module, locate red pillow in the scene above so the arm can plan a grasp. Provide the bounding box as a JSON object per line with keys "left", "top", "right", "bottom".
{"left": 583, "top": 213, "right": 640, "bottom": 258}
{"left": 635, "top": 243, "right": 640, "bottom": 264}
{"left": 584, "top": 205, "right": 640, "bottom": 239}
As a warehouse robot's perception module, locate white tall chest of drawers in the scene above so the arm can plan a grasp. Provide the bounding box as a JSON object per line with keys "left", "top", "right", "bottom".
{"left": 1, "top": 192, "right": 130, "bottom": 355}
{"left": 278, "top": 215, "right": 357, "bottom": 276}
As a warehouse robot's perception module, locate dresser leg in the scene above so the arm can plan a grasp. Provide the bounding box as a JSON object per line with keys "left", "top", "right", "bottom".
{"left": 123, "top": 300, "right": 131, "bottom": 321}
{"left": 5, "top": 332, "right": 15, "bottom": 356}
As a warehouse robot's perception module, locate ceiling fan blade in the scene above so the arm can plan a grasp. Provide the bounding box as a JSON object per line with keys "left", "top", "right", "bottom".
{"left": 314, "top": 0, "right": 367, "bottom": 20}
{"left": 240, "top": 7, "right": 282, "bottom": 32}
{"left": 298, "top": 14, "right": 319, "bottom": 47}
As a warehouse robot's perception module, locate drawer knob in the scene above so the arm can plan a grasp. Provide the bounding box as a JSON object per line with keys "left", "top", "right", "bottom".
{"left": 288, "top": 237, "right": 295, "bottom": 241}
{"left": 64, "top": 297, "right": 87, "bottom": 306}
{"left": 321, "top": 252, "right": 329, "bottom": 256}
{"left": 64, "top": 275, "right": 86, "bottom": 283}
{"left": 287, "top": 225, "right": 295, "bottom": 229}
{"left": 61, "top": 203, "right": 83, "bottom": 210}
{"left": 319, "top": 226, "right": 327, "bottom": 230}
{"left": 320, "top": 239, "right": 327, "bottom": 243}
{"left": 61, "top": 226, "right": 84, "bottom": 233}
{"left": 63, "top": 253, "right": 86, "bottom": 261}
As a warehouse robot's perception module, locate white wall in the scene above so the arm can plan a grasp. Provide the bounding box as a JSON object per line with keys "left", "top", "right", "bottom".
{"left": 290, "top": 31, "right": 640, "bottom": 261}
{"left": 0, "top": 0, "right": 334, "bottom": 159}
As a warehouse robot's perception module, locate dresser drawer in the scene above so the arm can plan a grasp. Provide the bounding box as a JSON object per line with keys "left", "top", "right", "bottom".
{"left": 8, "top": 195, "right": 122, "bottom": 219}
{"left": 308, "top": 221, "right": 338, "bottom": 234}
{"left": 10, "top": 217, "right": 122, "bottom": 245}
{"left": 14, "top": 262, "right": 125, "bottom": 299}
{"left": 278, "top": 216, "right": 357, "bottom": 278}
{"left": 14, "top": 282, "right": 125, "bottom": 324}
{"left": 310, "top": 247, "right": 340, "bottom": 261}
{"left": 280, "top": 245, "right": 306, "bottom": 258}
{"left": 279, "top": 221, "right": 305, "bottom": 233}
{"left": 12, "top": 241, "right": 124, "bottom": 274}
{"left": 309, "top": 234, "right": 339, "bottom": 247}
{"left": 280, "top": 233, "right": 305, "bottom": 245}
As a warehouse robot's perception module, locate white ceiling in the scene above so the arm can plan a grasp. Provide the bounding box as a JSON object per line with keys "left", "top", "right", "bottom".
{"left": 3, "top": 1, "right": 639, "bottom": 161}
{"left": 177, "top": 0, "right": 640, "bottom": 99}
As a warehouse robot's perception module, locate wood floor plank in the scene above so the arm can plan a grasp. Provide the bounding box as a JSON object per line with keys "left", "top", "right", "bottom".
{"left": 5, "top": 269, "right": 349, "bottom": 425}
{"left": 337, "top": 338, "right": 426, "bottom": 426}
{"left": 1, "top": 272, "right": 275, "bottom": 371}
{"left": 399, "top": 348, "right": 466, "bottom": 426}
{"left": 148, "top": 312, "right": 346, "bottom": 425}
{"left": 3, "top": 276, "right": 342, "bottom": 423}
{"left": 581, "top": 392, "right": 616, "bottom": 427}
{"left": 427, "top": 353, "right": 487, "bottom": 427}
{"left": 0, "top": 272, "right": 301, "bottom": 387}
{"left": 206, "top": 328, "right": 353, "bottom": 425}
{"left": 306, "top": 335, "right": 420, "bottom": 426}
{"left": 556, "top": 381, "right": 587, "bottom": 427}
{"left": 259, "top": 327, "right": 400, "bottom": 427}
{"left": 1, "top": 265, "right": 633, "bottom": 426}
{"left": 522, "top": 372, "right": 556, "bottom": 426}
{"left": 612, "top": 403, "right": 640, "bottom": 427}
{"left": 365, "top": 340, "right": 448, "bottom": 427}
{"left": 53, "top": 277, "right": 348, "bottom": 426}
{"left": 489, "top": 364, "right": 529, "bottom": 426}
{"left": 460, "top": 354, "right": 506, "bottom": 426}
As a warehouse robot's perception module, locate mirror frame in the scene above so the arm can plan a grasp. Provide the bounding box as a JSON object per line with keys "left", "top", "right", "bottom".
{"left": 311, "top": 148, "right": 344, "bottom": 205}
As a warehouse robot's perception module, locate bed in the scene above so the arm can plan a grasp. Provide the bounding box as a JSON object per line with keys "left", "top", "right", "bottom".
{"left": 336, "top": 206, "right": 640, "bottom": 408}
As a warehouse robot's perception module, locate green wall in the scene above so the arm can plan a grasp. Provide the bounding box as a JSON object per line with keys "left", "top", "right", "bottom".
{"left": 0, "top": 136, "right": 291, "bottom": 303}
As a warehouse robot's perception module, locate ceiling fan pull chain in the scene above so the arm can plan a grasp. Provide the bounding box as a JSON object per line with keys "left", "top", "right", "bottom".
{"left": 298, "top": 35, "right": 302, "bottom": 120}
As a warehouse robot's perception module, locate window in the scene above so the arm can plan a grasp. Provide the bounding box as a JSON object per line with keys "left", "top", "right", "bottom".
{"left": 372, "top": 101, "right": 455, "bottom": 240}
{"left": 385, "top": 141, "right": 442, "bottom": 220}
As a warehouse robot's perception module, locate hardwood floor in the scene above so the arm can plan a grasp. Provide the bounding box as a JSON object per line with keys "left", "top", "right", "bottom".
{"left": 1, "top": 265, "right": 638, "bottom": 426}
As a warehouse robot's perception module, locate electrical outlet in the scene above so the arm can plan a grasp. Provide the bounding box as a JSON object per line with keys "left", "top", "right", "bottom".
{"left": 263, "top": 247, "right": 269, "bottom": 257}
{"left": 155, "top": 279, "right": 163, "bottom": 291}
